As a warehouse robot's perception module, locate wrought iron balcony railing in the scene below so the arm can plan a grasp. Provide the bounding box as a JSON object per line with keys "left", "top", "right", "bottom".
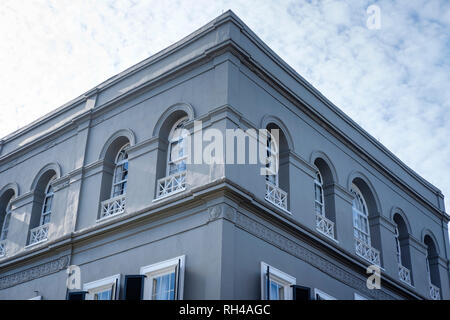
{"left": 398, "top": 264, "right": 411, "bottom": 286}
{"left": 29, "top": 224, "right": 49, "bottom": 246}
{"left": 99, "top": 194, "right": 126, "bottom": 220}
{"left": 354, "top": 237, "right": 381, "bottom": 267}
{"left": 265, "top": 181, "right": 288, "bottom": 211}
{"left": 156, "top": 171, "right": 186, "bottom": 200}
{"left": 315, "top": 213, "right": 335, "bottom": 240}
{"left": 429, "top": 283, "right": 441, "bottom": 300}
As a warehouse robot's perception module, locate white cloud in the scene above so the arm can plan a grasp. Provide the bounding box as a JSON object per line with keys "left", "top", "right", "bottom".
{"left": 0, "top": 0, "right": 449, "bottom": 215}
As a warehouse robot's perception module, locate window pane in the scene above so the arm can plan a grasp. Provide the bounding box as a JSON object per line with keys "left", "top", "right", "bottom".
{"left": 152, "top": 272, "right": 176, "bottom": 300}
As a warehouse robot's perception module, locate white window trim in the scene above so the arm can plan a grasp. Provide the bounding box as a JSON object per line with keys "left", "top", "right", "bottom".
{"left": 351, "top": 183, "right": 371, "bottom": 245}
{"left": 166, "top": 117, "right": 189, "bottom": 177}
{"left": 314, "top": 288, "right": 336, "bottom": 300}
{"left": 314, "top": 171, "right": 325, "bottom": 216}
{"left": 354, "top": 292, "right": 369, "bottom": 300}
{"left": 111, "top": 144, "right": 130, "bottom": 198}
{"left": 140, "top": 255, "right": 185, "bottom": 300}
{"left": 40, "top": 176, "right": 56, "bottom": 226}
{"left": 83, "top": 274, "right": 121, "bottom": 300}
{"left": 260, "top": 262, "right": 296, "bottom": 300}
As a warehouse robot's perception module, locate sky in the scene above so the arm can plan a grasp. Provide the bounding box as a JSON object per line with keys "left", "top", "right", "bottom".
{"left": 0, "top": 0, "right": 449, "bottom": 212}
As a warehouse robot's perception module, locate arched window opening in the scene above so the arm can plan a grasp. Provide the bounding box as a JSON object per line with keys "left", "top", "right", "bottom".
{"left": 0, "top": 189, "right": 15, "bottom": 257}
{"left": 29, "top": 170, "right": 57, "bottom": 246}
{"left": 155, "top": 115, "right": 189, "bottom": 200}
{"left": 424, "top": 235, "right": 441, "bottom": 300}
{"left": 350, "top": 181, "right": 381, "bottom": 267}
{"left": 264, "top": 123, "right": 289, "bottom": 212}
{"left": 393, "top": 214, "right": 412, "bottom": 285}
{"left": 99, "top": 137, "right": 131, "bottom": 221}
{"left": 1, "top": 200, "right": 12, "bottom": 241}
{"left": 111, "top": 144, "right": 129, "bottom": 198}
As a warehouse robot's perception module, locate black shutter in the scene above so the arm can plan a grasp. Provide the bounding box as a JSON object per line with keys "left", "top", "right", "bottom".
{"left": 67, "top": 291, "right": 87, "bottom": 300}
{"left": 124, "top": 275, "right": 146, "bottom": 300}
{"left": 292, "top": 285, "right": 311, "bottom": 301}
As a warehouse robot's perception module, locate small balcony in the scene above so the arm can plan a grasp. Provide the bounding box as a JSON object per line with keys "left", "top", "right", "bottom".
{"left": 0, "top": 240, "right": 6, "bottom": 257}
{"left": 29, "top": 224, "right": 49, "bottom": 246}
{"left": 156, "top": 171, "right": 186, "bottom": 200}
{"left": 265, "top": 181, "right": 288, "bottom": 212}
{"left": 354, "top": 237, "right": 381, "bottom": 267}
{"left": 99, "top": 194, "right": 126, "bottom": 221}
{"left": 315, "top": 213, "right": 335, "bottom": 240}
{"left": 398, "top": 264, "right": 411, "bottom": 286}
{"left": 429, "top": 283, "right": 441, "bottom": 300}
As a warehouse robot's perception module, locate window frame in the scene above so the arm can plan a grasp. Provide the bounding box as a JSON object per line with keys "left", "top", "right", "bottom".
{"left": 140, "top": 255, "right": 185, "bottom": 300}
{"left": 314, "top": 171, "right": 325, "bottom": 216}
{"left": 83, "top": 274, "right": 121, "bottom": 300}
{"left": 166, "top": 117, "right": 189, "bottom": 177}
{"left": 260, "top": 262, "right": 296, "bottom": 300}
{"left": 40, "top": 176, "right": 56, "bottom": 226}
{"left": 111, "top": 144, "right": 130, "bottom": 198}
{"left": 314, "top": 288, "right": 336, "bottom": 300}
{"left": 1, "top": 200, "right": 12, "bottom": 241}
{"left": 265, "top": 132, "right": 279, "bottom": 186}
{"left": 350, "top": 183, "right": 371, "bottom": 245}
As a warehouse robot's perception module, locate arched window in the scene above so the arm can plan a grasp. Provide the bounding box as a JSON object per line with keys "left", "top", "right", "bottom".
{"left": 350, "top": 183, "right": 370, "bottom": 245}
{"left": 314, "top": 171, "right": 324, "bottom": 216}
{"left": 111, "top": 144, "right": 129, "bottom": 198}
{"left": 424, "top": 235, "right": 441, "bottom": 299}
{"left": 167, "top": 117, "right": 188, "bottom": 176}
{"left": 40, "top": 176, "right": 55, "bottom": 225}
{"left": 0, "top": 200, "right": 12, "bottom": 241}
{"left": 263, "top": 123, "right": 289, "bottom": 212}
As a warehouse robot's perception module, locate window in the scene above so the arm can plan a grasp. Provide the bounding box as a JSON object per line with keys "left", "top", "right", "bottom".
{"left": 314, "top": 171, "right": 325, "bottom": 216}
{"left": 265, "top": 132, "right": 278, "bottom": 186}
{"left": 40, "top": 176, "right": 55, "bottom": 225}
{"left": 83, "top": 274, "right": 120, "bottom": 300}
{"left": 167, "top": 117, "right": 188, "bottom": 176}
{"left": 350, "top": 184, "right": 370, "bottom": 245}
{"left": 140, "top": 255, "right": 185, "bottom": 300}
{"left": 0, "top": 200, "right": 12, "bottom": 241}
{"left": 394, "top": 226, "right": 401, "bottom": 264}
{"left": 314, "top": 288, "right": 336, "bottom": 300}
{"left": 260, "top": 262, "right": 295, "bottom": 300}
{"left": 111, "top": 144, "right": 129, "bottom": 198}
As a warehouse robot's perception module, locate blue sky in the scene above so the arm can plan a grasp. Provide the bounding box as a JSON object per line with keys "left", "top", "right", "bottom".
{"left": 0, "top": 0, "right": 449, "bottom": 212}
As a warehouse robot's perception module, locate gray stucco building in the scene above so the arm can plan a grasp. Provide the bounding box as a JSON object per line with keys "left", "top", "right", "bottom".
{"left": 0, "top": 11, "right": 448, "bottom": 300}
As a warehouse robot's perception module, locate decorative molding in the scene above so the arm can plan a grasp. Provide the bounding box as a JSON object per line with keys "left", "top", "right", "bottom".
{"left": 0, "top": 255, "right": 70, "bottom": 290}
{"left": 234, "top": 212, "right": 396, "bottom": 300}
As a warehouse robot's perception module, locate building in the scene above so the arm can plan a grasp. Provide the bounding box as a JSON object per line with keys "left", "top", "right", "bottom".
{"left": 0, "top": 11, "right": 448, "bottom": 300}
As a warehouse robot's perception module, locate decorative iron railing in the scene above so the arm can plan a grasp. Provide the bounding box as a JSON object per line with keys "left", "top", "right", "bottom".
{"left": 265, "top": 181, "right": 288, "bottom": 211}
{"left": 354, "top": 237, "right": 381, "bottom": 266}
{"left": 398, "top": 264, "right": 411, "bottom": 286}
{"left": 429, "top": 283, "right": 441, "bottom": 300}
{"left": 156, "top": 171, "right": 186, "bottom": 199}
{"left": 100, "top": 194, "right": 126, "bottom": 220}
{"left": 315, "top": 213, "right": 335, "bottom": 240}
{"left": 29, "top": 224, "right": 49, "bottom": 245}
{"left": 0, "top": 240, "right": 6, "bottom": 257}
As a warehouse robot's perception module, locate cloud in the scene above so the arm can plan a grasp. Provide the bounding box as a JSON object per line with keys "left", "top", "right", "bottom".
{"left": 0, "top": 0, "right": 449, "bottom": 215}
